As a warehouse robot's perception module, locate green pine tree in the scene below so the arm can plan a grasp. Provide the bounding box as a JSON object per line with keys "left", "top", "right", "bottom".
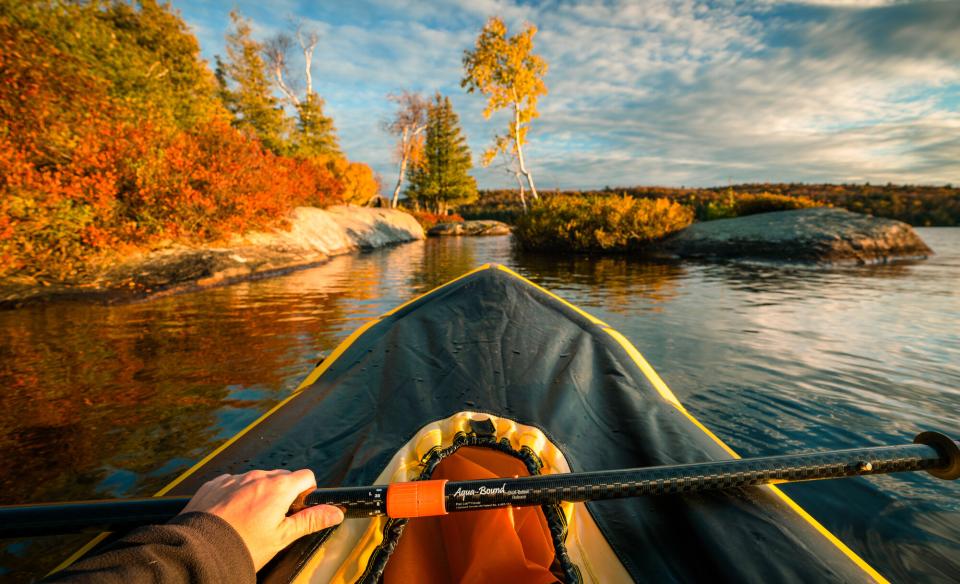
{"left": 216, "top": 10, "right": 289, "bottom": 154}
{"left": 406, "top": 93, "right": 477, "bottom": 213}
{"left": 294, "top": 93, "right": 341, "bottom": 158}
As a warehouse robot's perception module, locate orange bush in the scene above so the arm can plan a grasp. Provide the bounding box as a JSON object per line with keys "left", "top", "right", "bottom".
{"left": 335, "top": 160, "right": 381, "bottom": 205}
{"left": 0, "top": 18, "right": 353, "bottom": 279}
{"left": 120, "top": 121, "right": 345, "bottom": 240}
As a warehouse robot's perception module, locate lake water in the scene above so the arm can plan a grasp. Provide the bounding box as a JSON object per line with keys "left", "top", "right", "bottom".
{"left": 1, "top": 229, "right": 958, "bottom": 582}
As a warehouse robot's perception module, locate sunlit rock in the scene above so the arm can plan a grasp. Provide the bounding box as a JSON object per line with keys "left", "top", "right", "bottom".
{"left": 662, "top": 208, "right": 932, "bottom": 263}
{"left": 1, "top": 206, "right": 424, "bottom": 307}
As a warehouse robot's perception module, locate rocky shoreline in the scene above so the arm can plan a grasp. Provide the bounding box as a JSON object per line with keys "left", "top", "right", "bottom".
{"left": 428, "top": 220, "right": 511, "bottom": 236}
{"left": 0, "top": 206, "right": 424, "bottom": 309}
{"left": 2, "top": 207, "right": 936, "bottom": 309}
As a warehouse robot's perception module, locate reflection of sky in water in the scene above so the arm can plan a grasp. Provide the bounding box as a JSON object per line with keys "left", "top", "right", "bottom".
{"left": 0, "top": 229, "right": 958, "bottom": 581}
{"left": 95, "top": 468, "right": 138, "bottom": 498}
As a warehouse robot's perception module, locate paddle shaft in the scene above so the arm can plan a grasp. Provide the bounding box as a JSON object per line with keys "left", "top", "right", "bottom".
{"left": 2, "top": 432, "right": 956, "bottom": 537}
{"left": 300, "top": 432, "right": 960, "bottom": 518}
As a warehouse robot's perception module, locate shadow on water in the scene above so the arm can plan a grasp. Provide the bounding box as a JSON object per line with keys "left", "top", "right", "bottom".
{"left": 1, "top": 230, "right": 959, "bottom": 582}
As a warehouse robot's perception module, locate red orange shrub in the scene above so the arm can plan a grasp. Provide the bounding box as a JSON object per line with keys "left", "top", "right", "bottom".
{"left": 0, "top": 16, "right": 373, "bottom": 279}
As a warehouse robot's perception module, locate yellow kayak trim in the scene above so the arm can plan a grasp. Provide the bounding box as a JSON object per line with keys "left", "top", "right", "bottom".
{"left": 50, "top": 263, "right": 888, "bottom": 583}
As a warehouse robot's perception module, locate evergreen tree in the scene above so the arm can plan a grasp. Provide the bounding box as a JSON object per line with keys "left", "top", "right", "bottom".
{"left": 294, "top": 92, "right": 341, "bottom": 158}
{"left": 216, "top": 10, "right": 289, "bottom": 154}
{"left": 406, "top": 93, "right": 477, "bottom": 213}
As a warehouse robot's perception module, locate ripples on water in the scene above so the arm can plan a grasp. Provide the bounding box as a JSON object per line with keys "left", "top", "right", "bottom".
{"left": 0, "top": 230, "right": 957, "bottom": 581}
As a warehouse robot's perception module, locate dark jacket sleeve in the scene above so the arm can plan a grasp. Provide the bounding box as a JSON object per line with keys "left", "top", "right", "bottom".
{"left": 44, "top": 512, "right": 255, "bottom": 584}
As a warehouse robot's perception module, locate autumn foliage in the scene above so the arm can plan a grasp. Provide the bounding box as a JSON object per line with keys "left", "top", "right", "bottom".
{"left": 0, "top": 4, "right": 378, "bottom": 279}
{"left": 698, "top": 191, "right": 821, "bottom": 220}
{"left": 513, "top": 195, "right": 693, "bottom": 252}
{"left": 468, "top": 182, "right": 960, "bottom": 227}
{"left": 462, "top": 16, "right": 547, "bottom": 205}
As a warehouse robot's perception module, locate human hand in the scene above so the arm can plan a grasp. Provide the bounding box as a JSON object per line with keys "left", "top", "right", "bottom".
{"left": 181, "top": 469, "right": 344, "bottom": 571}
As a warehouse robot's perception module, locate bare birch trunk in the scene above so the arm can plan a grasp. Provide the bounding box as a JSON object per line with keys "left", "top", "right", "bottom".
{"left": 391, "top": 128, "right": 409, "bottom": 208}
{"left": 297, "top": 26, "right": 318, "bottom": 96}
{"left": 515, "top": 170, "right": 527, "bottom": 212}
{"left": 391, "top": 156, "right": 407, "bottom": 208}
{"left": 273, "top": 68, "right": 299, "bottom": 105}
{"left": 513, "top": 102, "right": 538, "bottom": 205}
{"left": 303, "top": 48, "right": 313, "bottom": 96}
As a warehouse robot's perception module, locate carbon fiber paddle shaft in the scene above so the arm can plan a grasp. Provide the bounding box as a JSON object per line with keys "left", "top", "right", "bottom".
{"left": 442, "top": 442, "right": 945, "bottom": 513}
{"left": 304, "top": 432, "right": 958, "bottom": 518}
{"left": 1, "top": 433, "right": 956, "bottom": 534}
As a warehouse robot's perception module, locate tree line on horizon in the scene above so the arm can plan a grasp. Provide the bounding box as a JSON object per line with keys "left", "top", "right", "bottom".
{"left": 464, "top": 183, "right": 960, "bottom": 227}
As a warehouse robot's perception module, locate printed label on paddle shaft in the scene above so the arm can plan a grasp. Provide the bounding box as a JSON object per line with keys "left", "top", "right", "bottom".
{"left": 450, "top": 483, "right": 532, "bottom": 510}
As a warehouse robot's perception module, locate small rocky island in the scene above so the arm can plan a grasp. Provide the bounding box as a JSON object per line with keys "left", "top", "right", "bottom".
{"left": 428, "top": 220, "right": 511, "bottom": 236}
{"left": 662, "top": 207, "right": 932, "bottom": 263}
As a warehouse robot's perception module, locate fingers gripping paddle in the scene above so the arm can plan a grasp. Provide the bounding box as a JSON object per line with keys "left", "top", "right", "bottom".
{"left": 2, "top": 431, "right": 957, "bottom": 538}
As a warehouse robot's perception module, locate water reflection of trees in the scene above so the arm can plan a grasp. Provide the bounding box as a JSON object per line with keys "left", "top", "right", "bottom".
{"left": 403, "top": 237, "right": 687, "bottom": 314}
{"left": 511, "top": 249, "right": 687, "bottom": 314}
{"left": 0, "top": 253, "right": 410, "bottom": 580}
{"left": 406, "top": 238, "right": 480, "bottom": 294}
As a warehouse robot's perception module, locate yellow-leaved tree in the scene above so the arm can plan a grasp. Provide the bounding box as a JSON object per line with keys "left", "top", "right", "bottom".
{"left": 462, "top": 17, "right": 547, "bottom": 210}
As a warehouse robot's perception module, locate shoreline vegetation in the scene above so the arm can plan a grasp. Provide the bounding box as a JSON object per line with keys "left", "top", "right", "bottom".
{"left": 1, "top": 2, "right": 951, "bottom": 308}
{"left": 0, "top": 206, "right": 423, "bottom": 308}
{"left": 513, "top": 195, "right": 694, "bottom": 252}
{"left": 462, "top": 184, "right": 960, "bottom": 227}
{"left": 472, "top": 188, "right": 944, "bottom": 256}
{"left": 1, "top": 2, "right": 380, "bottom": 285}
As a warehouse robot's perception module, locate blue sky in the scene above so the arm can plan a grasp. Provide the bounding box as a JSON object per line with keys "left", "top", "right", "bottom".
{"left": 171, "top": 0, "right": 960, "bottom": 189}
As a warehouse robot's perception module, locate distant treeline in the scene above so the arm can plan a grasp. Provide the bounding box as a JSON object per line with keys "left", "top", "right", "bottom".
{"left": 462, "top": 184, "right": 960, "bottom": 226}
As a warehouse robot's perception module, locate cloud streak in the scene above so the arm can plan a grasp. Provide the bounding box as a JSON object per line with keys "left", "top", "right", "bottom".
{"left": 172, "top": 0, "right": 960, "bottom": 188}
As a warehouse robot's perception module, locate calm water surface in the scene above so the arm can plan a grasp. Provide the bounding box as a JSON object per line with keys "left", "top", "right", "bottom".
{"left": 1, "top": 229, "right": 958, "bottom": 582}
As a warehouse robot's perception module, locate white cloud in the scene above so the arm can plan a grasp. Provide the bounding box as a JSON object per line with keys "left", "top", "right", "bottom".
{"left": 762, "top": 1, "right": 905, "bottom": 6}
{"left": 174, "top": 0, "right": 960, "bottom": 188}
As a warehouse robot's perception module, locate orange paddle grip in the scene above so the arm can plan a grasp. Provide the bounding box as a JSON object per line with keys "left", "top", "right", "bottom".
{"left": 386, "top": 480, "right": 448, "bottom": 518}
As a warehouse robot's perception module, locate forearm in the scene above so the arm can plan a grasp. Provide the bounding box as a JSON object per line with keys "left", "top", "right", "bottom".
{"left": 44, "top": 512, "right": 255, "bottom": 584}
